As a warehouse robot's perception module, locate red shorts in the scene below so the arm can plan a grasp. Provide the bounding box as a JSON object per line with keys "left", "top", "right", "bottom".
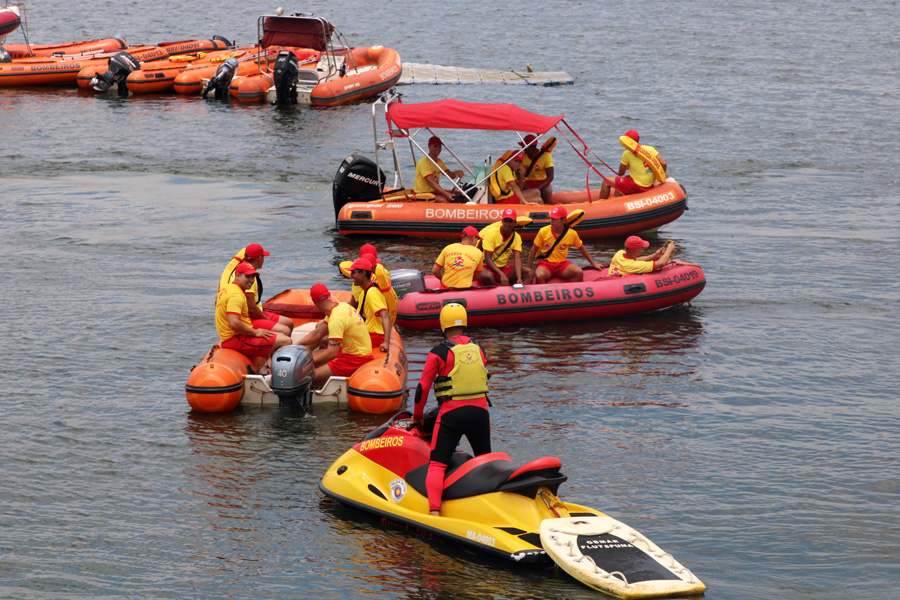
{"left": 524, "top": 179, "right": 544, "bottom": 189}
{"left": 263, "top": 309, "right": 285, "bottom": 323}
{"left": 329, "top": 349, "right": 373, "bottom": 377}
{"left": 220, "top": 333, "right": 275, "bottom": 359}
{"left": 251, "top": 317, "right": 278, "bottom": 330}
{"left": 614, "top": 175, "right": 652, "bottom": 195}
{"left": 499, "top": 264, "right": 514, "bottom": 275}
{"left": 536, "top": 260, "right": 572, "bottom": 277}
{"left": 495, "top": 195, "right": 519, "bottom": 204}
{"left": 369, "top": 332, "right": 385, "bottom": 348}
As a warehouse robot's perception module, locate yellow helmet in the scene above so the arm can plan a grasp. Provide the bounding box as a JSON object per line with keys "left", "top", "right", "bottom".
{"left": 439, "top": 303, "right": 467, "bottom": 331}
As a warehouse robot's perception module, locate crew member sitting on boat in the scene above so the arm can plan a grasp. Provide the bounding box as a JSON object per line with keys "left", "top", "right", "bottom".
{"left": 409, "top": 303, "right": 491, "bottom": 517}
{"left": 608, "top": 236, "right": 676, "bottom": 276}
{"left": 520, "top": 134, "right": 554, "bottom": 205}
{"left": 215, "top": 262, "right": 293, "bottom": 360}
{"left": 414, "top": 135, "right": 464, "bottom": 202}
{"left": 348, "top": 257, "right": 392, "bottom": 352}
{"left": 295, "top": 283, "right": 374, "bottom": 388}
{"left": 491, "top": 151, "right": 542, "bottom": 205}
{"left": 433, "top": 226, "right": 485, "bottom": 289}
{"left": 478, "top": 208, "right": 532, "bottom": 286}
{"left": 218, "top": 243, "right": 294, "bottom": 337}
{"left": 599, "top": 130, "right": 667, "bottom": 200}
{"left": 526, "top": 206, "right": 603, "bottom": 284}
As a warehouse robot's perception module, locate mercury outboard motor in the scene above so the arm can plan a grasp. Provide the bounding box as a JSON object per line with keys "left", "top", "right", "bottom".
{"left": 270, "top": 345, "right": 315, "bottom": 405}
{"left": 272, "top": 50, "right": 300, "bottom": 105}
{"left": 391, "top": 269, "right": 428, "bottom": 298}
{"left": 332, "top": 153, "right": 386, "bottom": 216}
{"left": 202, "top": 56, "right": 239, "bottom": 99}
{"left": 91, "top": 51, "right": 140, "bottom": 96}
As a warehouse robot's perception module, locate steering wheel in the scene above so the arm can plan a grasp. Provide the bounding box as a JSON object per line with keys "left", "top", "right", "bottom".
{"left": 388, "top": 411, "right": 413, "bottom": 429}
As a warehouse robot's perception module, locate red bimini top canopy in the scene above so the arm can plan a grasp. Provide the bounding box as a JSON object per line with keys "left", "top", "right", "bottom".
{"left": 386, "top": 99, "right": 564, "bottom": 134}
{"left": 260, "top": 16, "right": 334, "bottom": 51}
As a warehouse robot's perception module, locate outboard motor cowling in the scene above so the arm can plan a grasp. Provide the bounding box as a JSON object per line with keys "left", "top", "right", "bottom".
{"left": 91, "top": 51, "right": 140, "bottom": 95}
{"left": 270, "top": 345, "right": 315, "bottom": 405}
{"left": 0, "top": 47, "right": 11, "bottom": 64}
{"left": 202, "top": 56, "right": 239, "bottom": 99}
{"left": 272, "top": 50, "right": 300, "bottom": 105}
{"left": 391, "top": 269, "right": 427, "bottom": 298}
{"left": 332, "top": 153, "right": 386, "bottom": 216}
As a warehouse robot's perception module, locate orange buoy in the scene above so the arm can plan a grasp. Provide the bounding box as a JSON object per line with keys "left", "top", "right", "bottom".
{"left": 347, "top": 360, "right": 404, "bottom": 414}
{"left": 185, "top": 346, "right": 262, "bottom": 412}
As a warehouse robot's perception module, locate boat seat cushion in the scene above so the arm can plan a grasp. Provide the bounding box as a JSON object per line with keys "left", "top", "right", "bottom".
{"left": 405, "top": 451, "right": 472, "bottom": 498}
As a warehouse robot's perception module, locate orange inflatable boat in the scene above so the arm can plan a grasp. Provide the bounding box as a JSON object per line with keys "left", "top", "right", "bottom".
{"left": 0, "top": 45, "right": 171, "bottom": 88}
{"left": 332, "top": 94, "right": 688, "bottom": 240}
{"left": 124, "top": 46, "right": 242, "bottom": 94}
{"left": 224, "top": 12, "right": 401, "bottom": 106}
{"left": 172, "top": 46, "right": 274, "bottom": 95}
{"left": 185, "top": 287, "right": 407, "bottom": 414}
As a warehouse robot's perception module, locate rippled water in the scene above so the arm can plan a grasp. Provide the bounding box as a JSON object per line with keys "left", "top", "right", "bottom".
{"left": 2, "top": 1, "right": 899, "bottom": 599}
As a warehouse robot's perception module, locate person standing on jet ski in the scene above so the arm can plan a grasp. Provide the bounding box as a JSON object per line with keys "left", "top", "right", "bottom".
{"left": 409, "top": 303, "right": 491, "bottom": 516}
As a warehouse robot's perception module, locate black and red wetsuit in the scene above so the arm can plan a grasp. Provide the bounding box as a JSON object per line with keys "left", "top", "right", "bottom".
{"left": 414, "top": 334, "right": 491, "bottom": 512}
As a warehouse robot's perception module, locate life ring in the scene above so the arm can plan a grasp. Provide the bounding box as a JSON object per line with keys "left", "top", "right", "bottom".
{"left": 619, "top": 135, "right": 667, "bottom": 183}
{"left": 337, "top": 261, "right": 398, "bottom": 326}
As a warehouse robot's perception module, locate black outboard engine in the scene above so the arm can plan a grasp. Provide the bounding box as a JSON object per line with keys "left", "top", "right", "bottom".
{"left": 271, "top": 50, "right": 300, "bottom": 105}
{"left": 270, "top": 345, "right": 315, "bottom": 405}
{"left": 332, "top": 153, "right": 386, "bottom": 216}
{"left": 391, "top": 269, "right": 427, "bottom": 298}
{"left": 202, "top": 56, "right": 239, "bottom": 99}
{"left": 0, "top": 47, "right": 11, "bottom": 64}
{"left": 91, "top": 51, "right": 140, "bottom": 96}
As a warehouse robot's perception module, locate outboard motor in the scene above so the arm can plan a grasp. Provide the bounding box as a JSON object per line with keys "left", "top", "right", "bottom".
{"left": 0, "top": 47, "right": 11, "bottom": 63}
{"left": 91, "top": 51, "right": 140, "bottom": 96}
{"left": 332, "top": 153, "right": 386, "bottom": 216}
{"left": 391, "top": 269, "right": 427, "bottom": 298}
{"left": 202, "top": 56, "right": 239, "bottom": 99}
{"left": 270, "top": 345, "right": 315, "bottom": 405}
{"left": 271, "top": 50, "right": 300, "bottom": 105}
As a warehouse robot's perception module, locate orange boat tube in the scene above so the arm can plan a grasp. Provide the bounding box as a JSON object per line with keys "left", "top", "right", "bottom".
{"left": 0, "top": 45, "right": 168, "bottom": 88}
{"left": 310, "top": 45, "right": 401, "bottom": 107}
{"left": 2, "top": 36, "right": 128, "bottom": 59}
{"left": 125, "top": 48, "right": 242, "bottom": 94}
{"left": 185, "top": 346, "right": 266, "bottom": 413}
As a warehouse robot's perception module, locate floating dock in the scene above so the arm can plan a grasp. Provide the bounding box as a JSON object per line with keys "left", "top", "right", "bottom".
{"left": 397, "top": 63, "right": 573, "bottom": 87}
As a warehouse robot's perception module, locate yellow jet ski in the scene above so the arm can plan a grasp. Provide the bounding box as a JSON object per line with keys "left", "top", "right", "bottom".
{"left": 319, "top": 412, "right": 706, "bottom": 598}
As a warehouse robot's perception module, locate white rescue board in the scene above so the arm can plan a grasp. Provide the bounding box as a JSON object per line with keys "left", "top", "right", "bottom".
{"left": 540, "top": 516, "right": 705, "bottom": 599}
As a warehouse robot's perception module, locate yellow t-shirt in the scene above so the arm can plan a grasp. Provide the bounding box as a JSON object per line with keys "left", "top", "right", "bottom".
{"left": 414, "top": 156, "right": 448, "bottom": 194}
{"left": 352, "top": 283, "right": 388, "bottom": 334}
{"left": 479, "top": 222, "right": 522, "bottom": 269}
{"left": 435, "top": 242, "right": 484, "bottom": 288}
{"left": 523, "top": 152, "right": 553, "bottom": 182}
{"left": 493, "top": 163, "right": 517, "bottom": 200}
{"left": 533, "top": 225, "right": 582, "bottom": 263}
{"left": 215, "top": 282, "right": 252, "bottom": 342}
{"left": 620, "top": 145, "right": 658, "bottom": 188}
{"left": 608, "top": 249, "right": 655, "bottom": 276}
{"left": 326, "top": 302, "right": 373, "bottom": 358}
{"left": 218, "top": 247, "right": 247, "bottom": 293}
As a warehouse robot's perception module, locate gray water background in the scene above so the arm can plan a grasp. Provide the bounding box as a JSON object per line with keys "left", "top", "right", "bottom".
{"left": 1, "top": 1, "right": 898, "bottom": 598}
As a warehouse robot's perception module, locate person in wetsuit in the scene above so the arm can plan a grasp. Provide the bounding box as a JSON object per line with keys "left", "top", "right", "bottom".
{"left": 409, "top": 303, "right": 491, "bottom": 516}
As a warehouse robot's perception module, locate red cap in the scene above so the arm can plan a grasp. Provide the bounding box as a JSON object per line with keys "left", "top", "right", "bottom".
{"left": 550, "top": 206, "right": 567, "bottom": 220}
{"left": 350, "top": 257, "right": 373, "bottom": 272}
{"left": 510, "top": 151, "right": 524, "bottom": 162}
{"left": 625, "top": 130, "right": 639, "bottom": 142}
{"left": 462, "top": 226, "right": 480, "bottom": 238}
{"left": 518, "top": 134, "right": 538, "bottom": 148}
{"left": 310, "top": 283, "right": 330, "bottom": 302}
{"left": 625, "top": 235, "right": 650, "bottom": 250}
{"left": 235, "top": 262, "right": 257, "bottom": 276}
{"left": 428, "top": 135, "right": 442, "bottom": 147}
{"left": 501, "top": 207, "right": 517, "bottom": 220}
{"left": 244, "top": 243, "right": 270, "bottom": 260}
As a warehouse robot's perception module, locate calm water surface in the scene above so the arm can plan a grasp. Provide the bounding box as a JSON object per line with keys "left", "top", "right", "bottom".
{"left": 2, "top": 1, "right": 898, "bottom": 599}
